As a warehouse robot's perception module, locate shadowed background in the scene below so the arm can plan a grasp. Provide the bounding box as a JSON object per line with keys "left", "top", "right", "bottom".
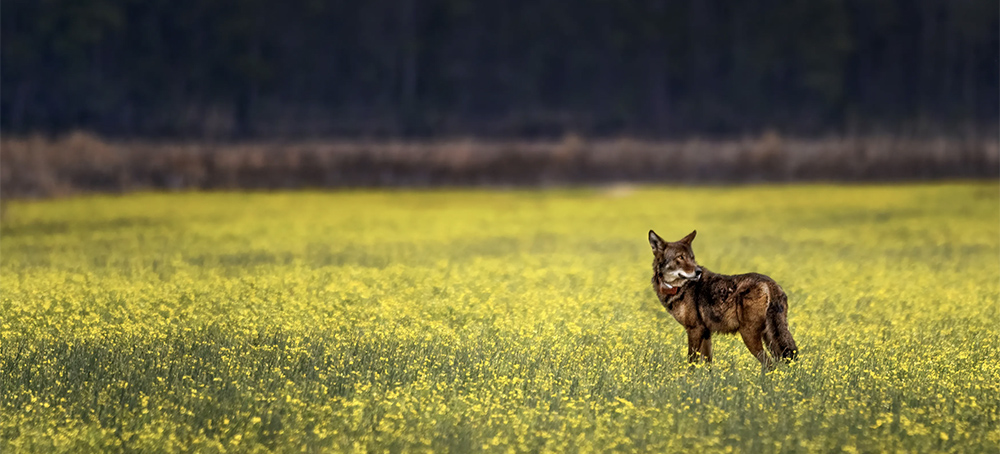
{"left": 1, "top": 0, "right": 998, "bottom": 195}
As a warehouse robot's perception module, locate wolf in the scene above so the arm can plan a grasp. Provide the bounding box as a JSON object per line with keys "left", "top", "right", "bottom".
{"left": 648, "top": 230, "right": 797, "bottom": 367}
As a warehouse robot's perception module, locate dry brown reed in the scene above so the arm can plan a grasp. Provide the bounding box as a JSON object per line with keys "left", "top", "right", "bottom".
{"left": 2, "top": 131, "right": 996, "bottom": 198}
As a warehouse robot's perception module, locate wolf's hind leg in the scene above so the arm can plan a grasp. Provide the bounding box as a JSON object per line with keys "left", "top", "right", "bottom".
{"left": 739, "top": 327, "right": 772, "bottom": 369}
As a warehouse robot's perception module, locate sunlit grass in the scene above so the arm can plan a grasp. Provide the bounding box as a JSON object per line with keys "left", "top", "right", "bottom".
{"left": 2, "top": 183, "right": 998, "bottom": 453}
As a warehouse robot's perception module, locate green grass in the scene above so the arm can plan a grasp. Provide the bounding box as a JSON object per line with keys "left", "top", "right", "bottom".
{"left": 2, "top": 183, "right": 998, "bottom": 453}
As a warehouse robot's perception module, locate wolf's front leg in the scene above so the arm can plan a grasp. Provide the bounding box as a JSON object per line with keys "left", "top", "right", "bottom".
{"left": 699, "top": 335, "right": 713, "bottom": 363}
{"left": 686, "top": 327, "right": 710, "bottom": 363}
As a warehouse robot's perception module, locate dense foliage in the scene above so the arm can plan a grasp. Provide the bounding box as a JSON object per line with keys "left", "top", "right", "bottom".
{"left": 2, "top": 0, "right": 997, "bottom": 137}
{"left": 1, "top": 184, "right": 998, "bottom": 452}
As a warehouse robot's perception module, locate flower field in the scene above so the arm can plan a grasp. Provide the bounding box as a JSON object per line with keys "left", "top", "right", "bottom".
{"left": 1, "top": 183, "right": 998, "bottom": 453}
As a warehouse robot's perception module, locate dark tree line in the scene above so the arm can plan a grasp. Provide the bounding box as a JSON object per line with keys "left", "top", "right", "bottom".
{"left": 2, "top": 0, "right": 997, "bottom": 138}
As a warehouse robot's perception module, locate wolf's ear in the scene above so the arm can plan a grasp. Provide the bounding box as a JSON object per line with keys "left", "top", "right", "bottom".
{"left": 648, "top": 230, "right": 666, "bottom": 251}
{"left": 679, "top": 230, "right": 697, "bottom": 245}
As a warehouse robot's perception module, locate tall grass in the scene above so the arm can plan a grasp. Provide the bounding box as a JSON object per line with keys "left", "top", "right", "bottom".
{"left": 1, "top": 184, "right": 998, "bottom": 453}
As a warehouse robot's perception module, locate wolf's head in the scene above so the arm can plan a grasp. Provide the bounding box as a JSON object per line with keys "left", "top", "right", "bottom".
{"left": 648, "top": 230, "right": 702, "bottom": 289}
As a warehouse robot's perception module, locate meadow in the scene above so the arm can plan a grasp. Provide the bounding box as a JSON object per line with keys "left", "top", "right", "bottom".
{"left": 1, "top": 183, "right": 998, "bottom": 453}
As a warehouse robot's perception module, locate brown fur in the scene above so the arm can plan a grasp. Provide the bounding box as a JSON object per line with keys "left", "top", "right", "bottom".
{"left": 649, "top": 230, "right": 797, "bottom": 368}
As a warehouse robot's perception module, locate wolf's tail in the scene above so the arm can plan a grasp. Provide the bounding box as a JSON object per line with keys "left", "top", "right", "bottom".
{"left": 764, "top": 286, "right": 798, "bottom": 362}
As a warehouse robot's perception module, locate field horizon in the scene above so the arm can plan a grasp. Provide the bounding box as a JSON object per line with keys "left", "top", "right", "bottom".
{"left": 2, "top": 183, "right": 998, "bottom": 453}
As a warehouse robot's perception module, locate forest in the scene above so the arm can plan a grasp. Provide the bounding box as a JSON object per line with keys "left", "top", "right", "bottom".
{"left": 3, "top": 0, "right": 997, "bottom": 138}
